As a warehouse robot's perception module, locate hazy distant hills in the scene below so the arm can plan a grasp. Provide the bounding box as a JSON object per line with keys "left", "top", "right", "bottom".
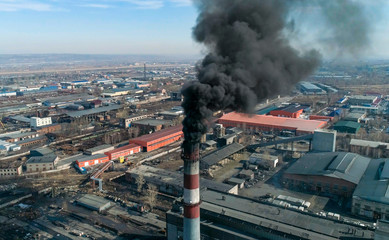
{"left": 0, "top": 54, "right": 200, "bottom": 66}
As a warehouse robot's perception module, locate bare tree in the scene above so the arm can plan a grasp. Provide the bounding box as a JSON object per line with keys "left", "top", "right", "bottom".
{"left": 136, "top": 174, "right": 145, "bottom": 193}
{"left": 146, "top": 184, "right": 158, "bottom": 211}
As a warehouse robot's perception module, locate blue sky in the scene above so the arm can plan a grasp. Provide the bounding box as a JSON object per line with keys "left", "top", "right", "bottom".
{"left": 0, "top": 0, "right": 388, "bottom": 59}
{"left": 0, "top": 0, "right": 201, "bottom": 55}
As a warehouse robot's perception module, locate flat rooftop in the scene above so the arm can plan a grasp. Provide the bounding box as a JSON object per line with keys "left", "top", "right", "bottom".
{"left": 66, "top": 104, "right": 121, "bottom": 118}
{"left": 85, "top": 144, "right": 113, "bottom": 153}
{"left": 201, "top": 190, "right": 373, "bottom": 239}
{"left": 201, "top": 143, "right": 245, "bottom": 167}
{"left": 130, "top": 125, "right": 182, "bottom": 143}
{"left": 218, "top": 112, "right": 326, "bottom": 133}
{"left": 132, "top": 119, "right": 171, "bottom": 126}
{"left": 77, "top": 194, "right": 111, "bottom": 211}
{"left": 26, "top": 154, "right": 57, "bottom": 164}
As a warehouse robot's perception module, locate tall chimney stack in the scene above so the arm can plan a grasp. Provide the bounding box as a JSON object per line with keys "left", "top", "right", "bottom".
{"left": 182, "top": 141, "right": 200, "bottom": 240}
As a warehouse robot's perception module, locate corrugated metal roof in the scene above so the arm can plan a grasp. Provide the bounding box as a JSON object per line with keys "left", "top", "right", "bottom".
{"left": 66, "top": 104, "right": 121, "bottom": 118}
{"left": 286, "top": 152, "right": 370, "bottom": 184}
{"left": 130, "top": 125, "right": 182, "bottom": 144}
{"left": 105, "top": 144, "right": 140, "bottom": 154}
{"left": 201, "top": 143, "right": 245, "bottom": 167}
{"left": 353, "top": 159, "right": 389, "bottom": 204}
{"left": 218, "top": 112, "right": 326, "bottom": 133}
{"left": 334, "top": 121, "right": 361, "bottom": 129}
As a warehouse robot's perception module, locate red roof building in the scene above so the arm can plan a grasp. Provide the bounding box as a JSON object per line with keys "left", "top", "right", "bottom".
{"left": 129, "top": 125, "right": 183, "bottom": 152}
{"left": 76, "top": 154, "right": 109, "bottom": 168}
{"left": 104, "top": 144, "right": 141, "bottom": 161}
{"left": 218, "top": 112, "right": 326, "bottom": 135}
{"left": 268, "top": 104, "right": 309, "bottom": 118}
{"left": 309, "top": 115, "right": 334, "bottom": 122}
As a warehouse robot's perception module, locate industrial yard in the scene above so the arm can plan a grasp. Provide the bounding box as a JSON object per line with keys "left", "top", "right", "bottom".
{"left": 0, "top": 51, "right": 389, "bottom": 239}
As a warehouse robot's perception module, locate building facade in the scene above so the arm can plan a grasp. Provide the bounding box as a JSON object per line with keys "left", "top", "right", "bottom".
{"left": 0, "top": 164, "right": 22, "bottom": 178}
{"left": 26, "top": 154, "right": 59, "bottom": 172}
{"left": 76, "top": 154, "right": 110, "bottom": 168}
{"left": 104, "top": 144, "right": 141, "bottom": 161}
{"left": 30, "top": 117, "right": 52, "bottom": 128}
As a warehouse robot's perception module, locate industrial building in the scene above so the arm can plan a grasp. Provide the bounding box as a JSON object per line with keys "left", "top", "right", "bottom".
{"left": 283, "top": 152, "right": 371, "bottom": 197}
{"left": 129, "top": 125, "right": 183, "bottom": 152}
{"left": 34, "top": 124, "right": 61, "bottom": 134}
{"left": 16, "top": 136, "right": 46, "bottom": 148}
{"left": 75, "top": 154, "right": 110, "bottom": 168}
{"left": 311, "top": 129, "right": 337, "bottom": 152}
{"left": 347, "top": 95, "right": 378, "bottom": 106}
{"left": 249, "top": 153, "right": 279, "bottom": 168}
{"left": 352, "top": 158, "right": 389, "bottom": 220}
{"left": 349, "top": 139, "right": 389, "bottom": 158}
{"left": 218, "top": 112, "right": 326, "bottom": 135}
{"left": 166, "top": 189, "right": 373, "bottom": 240}
{"left": 104, "top": 144, "right": 141, "bottom": 161}
{"left": 344, "top": 111, "right": 367, "bottom": 123}
{"left": 268, "top": 104, "right": 310, "bottom": 118}
{"left": 158, "top": 107, "right": 184, "bottom": 120}
{"left": 299, "top": 81, "right": 324, "bottom": 94}
{"left": 0, "top": 131, "right": 40, "bottom": 143}
{"left": 77, "top": 194, "right": 112, "bottom": 212}
{"left": 26, "top": 154, "right": 59, "bottom": 172}
{"left": 120, "top": 114, "right": 151, "bottom": 128}
{"left": 84, "top": 144, "right": 114, "bottom": 155}
{"left": 334, "top": 121, "right": 361, "bottom": 134}
{"left": 350, "top": 105, "right": 379, "bottom": 114}
{"left": 125, "top": 165, "right": 238, "bottom": 196}
{"left": 30, "top": 147, "right": 54, "bottom": 156}
{"left": 131, "top": 119, "right": 172, "bottom": 133}
{"left": 30, "top": 117, "right": 52, "bottom": 128}
{"left": 200, "top": 143, "right": 245, "bottom": 170}
{"left": 64, "top": 104, "right": 122, "bottom": 121}
{"left": 0, "top": 161, "right": 22, "bottom": 177}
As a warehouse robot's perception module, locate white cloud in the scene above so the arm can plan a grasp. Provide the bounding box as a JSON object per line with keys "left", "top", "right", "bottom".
{"left": 79, "top": 3, "right": 112, "bottom": 9}
{"left": 0, "top": 0, "right": 193, "bottom": 12}
{"left": 122, "top": 0, "right": 163, "bottom": 9}
{"left": 0, "top": 1, "right": 53, "bottom": 11}
{"left": 168, "top": 0, "right": 191, "bottom": 7}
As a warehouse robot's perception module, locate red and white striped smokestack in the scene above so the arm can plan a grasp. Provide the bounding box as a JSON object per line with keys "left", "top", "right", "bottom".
{"left": 182, "top": 141, "right": 200, "bottom": 240}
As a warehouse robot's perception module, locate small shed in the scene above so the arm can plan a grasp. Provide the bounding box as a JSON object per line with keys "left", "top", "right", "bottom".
{"left": 249, "top": 153, "right": 279, "bottom": 169}
{"left": 227, "top": 177, "right": 245, "bottom": 189}
{"left": 238, "top": 169, "right": 254, "bottom": 180}
{"left": 77, "top": 194, "right": 111, "bottom": 212}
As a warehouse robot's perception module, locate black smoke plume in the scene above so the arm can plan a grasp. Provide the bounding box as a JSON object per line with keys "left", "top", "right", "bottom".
{"left": 181, "top": 0, "right": 370, "bottom": 143}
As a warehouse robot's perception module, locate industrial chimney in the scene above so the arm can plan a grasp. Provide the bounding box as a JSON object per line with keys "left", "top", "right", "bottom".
{"left": 181, "top": 141, "right": 200, "bottom": 240}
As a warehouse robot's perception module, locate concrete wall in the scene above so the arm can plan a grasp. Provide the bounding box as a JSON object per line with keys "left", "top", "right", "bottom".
{"left": 312, "top": 129, "right": 336, "bottom": 152}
